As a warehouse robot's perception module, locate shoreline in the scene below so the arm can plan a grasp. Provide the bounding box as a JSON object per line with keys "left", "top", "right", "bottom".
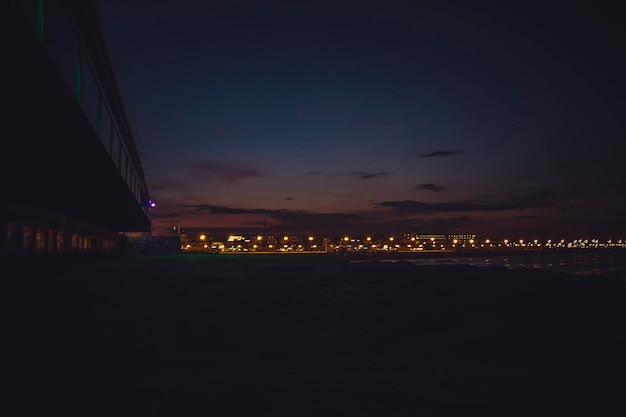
{"left": 324, "top": 246, "right": 626, "bottom": 260}
{"left": 175, "top": 245, "right": 626, "bottom": 258}
{"left": 6, "top": 245, "right": 624, "bottom": 263}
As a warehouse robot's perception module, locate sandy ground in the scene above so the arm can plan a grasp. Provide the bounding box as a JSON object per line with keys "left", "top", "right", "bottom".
{"left": 11, "top": 252, "right": 626, "bottom": 416}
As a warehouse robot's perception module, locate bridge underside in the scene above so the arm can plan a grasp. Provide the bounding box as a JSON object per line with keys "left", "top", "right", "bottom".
{"left": 3, "top": 14, "right": 150, "bottom": 255}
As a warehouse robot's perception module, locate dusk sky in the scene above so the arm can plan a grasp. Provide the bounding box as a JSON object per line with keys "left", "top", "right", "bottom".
{"left": 94, "top": 0, "right": 625, "bottom": 239}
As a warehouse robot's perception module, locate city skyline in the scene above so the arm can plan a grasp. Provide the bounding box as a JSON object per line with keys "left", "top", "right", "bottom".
{"left": 95, "top": 0, "right": 626, "bottom": 239}
{"left": 163, "top": 224, "right": 625, "bottom": 246}
{"left": 157, "top": 227, "right": 626, "bottom": 254}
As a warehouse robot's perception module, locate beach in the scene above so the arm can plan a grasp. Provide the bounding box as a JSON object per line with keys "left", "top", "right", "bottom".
{"left": 13, "top": 251, "right": 626, "bottom": 416}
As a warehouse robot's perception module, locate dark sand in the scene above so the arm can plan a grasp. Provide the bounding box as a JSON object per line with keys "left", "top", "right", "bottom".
{"left": 12, "top": 252, "right": 626, "bottom": 416}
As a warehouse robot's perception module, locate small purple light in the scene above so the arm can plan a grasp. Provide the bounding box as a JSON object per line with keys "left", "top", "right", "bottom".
{"left": 149, "top": 200, "right": 156, "bottom": 208}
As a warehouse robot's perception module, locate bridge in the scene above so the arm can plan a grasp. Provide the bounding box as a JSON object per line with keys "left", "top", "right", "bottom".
{"left": 3, "top": 0, "right": 153, "bottom": 257}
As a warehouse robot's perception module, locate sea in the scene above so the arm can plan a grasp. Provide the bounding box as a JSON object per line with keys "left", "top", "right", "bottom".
{"left": 365, "top": 250, "right": 626, "bottom": 279}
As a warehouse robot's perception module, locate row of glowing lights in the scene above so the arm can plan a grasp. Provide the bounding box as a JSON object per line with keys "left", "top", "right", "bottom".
{"left": 235, "top": 235, "right": 624, "bottom": 246}
{"left": 184, "top": 234, "right": 624, "bottom": 251}
{"left": 331, "top": 237, "right": 626, "bottom": 250}
{"left": 189, "top": 234, "right": 320, "bottom": 251}
{"left": 335, "top": 236, "right": 454, "bottom": 250}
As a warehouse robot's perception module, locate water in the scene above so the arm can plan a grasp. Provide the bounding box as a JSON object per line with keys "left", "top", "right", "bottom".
{"left": 371, "top": 251, "right": 626, "bottom": 279}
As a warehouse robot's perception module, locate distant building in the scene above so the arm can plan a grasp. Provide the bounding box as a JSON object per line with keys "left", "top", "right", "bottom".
{"left": 447, "top": 234, "right": 477, "bottom": 244}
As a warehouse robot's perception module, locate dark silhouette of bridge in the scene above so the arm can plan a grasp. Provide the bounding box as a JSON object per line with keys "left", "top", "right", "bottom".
{"left": 3, "top": 1, "right": 153, "bottom": 257}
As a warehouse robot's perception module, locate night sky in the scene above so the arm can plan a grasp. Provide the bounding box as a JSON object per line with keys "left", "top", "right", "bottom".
{"left": 94, "top": 0, "right": 625, "bottom": 239}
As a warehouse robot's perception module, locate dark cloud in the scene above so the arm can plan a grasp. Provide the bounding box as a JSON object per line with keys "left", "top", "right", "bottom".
{"left": 426, "top": 216, "right": 477, "bottom": 231}
{"left": 188, "top": 159, "right": 266, "bottom": 184}
{"left": 417, "top": 150, "right": 464, "bottom": 157}
{"left": 285, "top": 197, "right": 294, "bottom": 200}
{"left": 375, "top": 197, "right": 553, "bottom": 215}
{"left": 352, "top": 171, "right": 391, "bottom": 179}
{"left": 511, "top": 190, "right": 557, "bottom": 203}
{"left": 185, "top": 204, "right": 268, "bottom": 215}
{"left": 374, "top": 216, "right": 477, "bottom": 234}
{"left": 416, "top": 183, "right": 446, "bottom": 192}
{"left": 150, "top": 209, "right": 185, "bottom": 220}
{"left": 179, "top": 203, "right": 478, "bottom": 236}
{"left": 181, "top": 203, "right": 361, "bottom": 233}
{"left": 512, "top": 214, "right": 553, "bottom": 220}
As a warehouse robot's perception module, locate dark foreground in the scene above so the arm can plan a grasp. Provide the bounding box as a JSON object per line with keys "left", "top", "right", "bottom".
{"left": 11, "top": 253, "right": 626, "bottom": 416}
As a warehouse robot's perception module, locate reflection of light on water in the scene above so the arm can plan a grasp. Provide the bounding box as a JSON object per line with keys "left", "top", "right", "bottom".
{"left": 367, "top": 251, "right": 626, "bottom": 277}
